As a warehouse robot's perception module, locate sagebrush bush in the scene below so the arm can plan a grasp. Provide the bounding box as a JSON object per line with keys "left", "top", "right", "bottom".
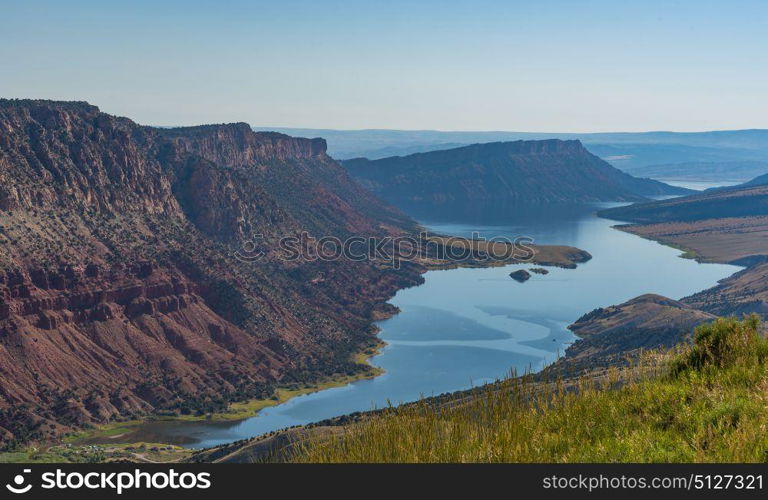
{"left": 672, "top": 316, "right": 768, "bottom": 372}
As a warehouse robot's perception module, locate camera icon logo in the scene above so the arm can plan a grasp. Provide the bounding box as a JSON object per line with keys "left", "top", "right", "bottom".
{"left": 5, "top": 469, "right": 32, "bottom": 494}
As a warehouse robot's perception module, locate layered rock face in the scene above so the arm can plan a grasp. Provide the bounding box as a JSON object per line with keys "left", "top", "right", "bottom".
{"left": 0, "top": 99, "right": 422, "bottom": 445}
{"left": 343, "top": 140, "right": 688, "bottom": 207}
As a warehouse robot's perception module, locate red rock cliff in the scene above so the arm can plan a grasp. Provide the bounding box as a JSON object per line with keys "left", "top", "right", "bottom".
{"left": 0, "top": 99, "right": 421, "bottom": 445}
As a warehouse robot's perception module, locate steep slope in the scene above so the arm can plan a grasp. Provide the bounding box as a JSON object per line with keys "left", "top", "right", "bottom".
{"left": 738, "top": 171, "right": 768, "bottom": 187}
{"left": 558, "top": 294, "right": 717, "bottom": 372}
{"left": 598, "top": 184, "right": 768, "bottom": 224}
{"left": 0, "top": 99, "right": 425, "bottom": 445}
{"left": 343, "top": 140, "right": 688, "bottom": 207}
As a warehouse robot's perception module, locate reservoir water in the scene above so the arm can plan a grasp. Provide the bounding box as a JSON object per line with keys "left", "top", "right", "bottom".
{"left": 660, "top": 179, "right": 742, "bottom": 191}
{"left": 120, "top": 203, "right": 740, "bottom": 448}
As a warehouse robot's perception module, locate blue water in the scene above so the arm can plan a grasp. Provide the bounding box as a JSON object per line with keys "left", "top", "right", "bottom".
{"left": 121, "top": 203, "right": 740, "bottom": 448}
{"left": 660, "top": 179, "right": 742, "bottom": 191}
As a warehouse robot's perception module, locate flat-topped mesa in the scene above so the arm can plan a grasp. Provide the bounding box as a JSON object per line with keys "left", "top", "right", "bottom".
{"left": 0, "top": 98, "right": 101, "bottom": 117}
{"left": 344, "top": 139, "right": 688, "bottom": 207}
{"left": 0, "top": 99, "right": 378, "bottom": 255}
{"left": 0, "top": 100, "right": 327, "bottom": 162}
{"left": 159, "top": 124, "right": 328, "bottom": 166}
{"left": 455, "top": 138, "right": 586, "bottom": 155}
{"left": 0, "top": 101, "right": 329, "bottom": 215}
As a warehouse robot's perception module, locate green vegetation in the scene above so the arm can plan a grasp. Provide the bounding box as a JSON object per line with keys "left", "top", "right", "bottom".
{"left": 63, "top": 350, "right": 384, "bottom": 447}
{"left": 294, "top": 316, "right": 768, "bottom": 463}
{"left": 0, "top": 442, "right": 193, "bottom": 464}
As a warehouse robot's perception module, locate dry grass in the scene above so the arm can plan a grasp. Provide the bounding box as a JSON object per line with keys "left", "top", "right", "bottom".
{"left": 617, "top": 216, "right": 768, "bottom": 264}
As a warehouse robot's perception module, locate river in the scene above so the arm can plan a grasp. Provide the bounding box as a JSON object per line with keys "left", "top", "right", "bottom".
{"left": 118, "top": 200, "right": 740, "bottom": 449}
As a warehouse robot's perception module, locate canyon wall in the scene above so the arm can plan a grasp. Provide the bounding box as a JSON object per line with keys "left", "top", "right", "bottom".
{"left": 0, "top": 99, "right": 422, "bottom": 445}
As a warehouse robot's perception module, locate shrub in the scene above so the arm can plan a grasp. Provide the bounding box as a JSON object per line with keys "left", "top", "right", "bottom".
{"left": 672, "top": 315, "right": 768, "bottom": 373}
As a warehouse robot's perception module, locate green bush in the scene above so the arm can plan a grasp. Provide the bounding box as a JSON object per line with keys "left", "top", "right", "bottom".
{"left": 673, "top": 315, "right": 768, "bottom": 372}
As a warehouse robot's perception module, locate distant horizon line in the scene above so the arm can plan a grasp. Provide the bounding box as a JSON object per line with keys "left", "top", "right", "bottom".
{"left": 4, "top": 96, "right": 765, "bottom": 135}
{"left": 247, "top": 126, "right": 768, "bottom": 135}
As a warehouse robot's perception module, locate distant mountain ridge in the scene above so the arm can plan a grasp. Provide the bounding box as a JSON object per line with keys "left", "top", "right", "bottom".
{"left": 624, "top": 160, "right": 768, "bottom": 183}
{"left": 739, "top": 171, "right": 768, "bottom": 188}
{"left": 256, "top": 127, "right": 768, "bottom": 183}
{"left": 598, "top": 183, "right": 768, "bottom": 224}
{"left": 343, "top": 139, "right": 689, "bottom": 207}
{"left": 254, "top": 127, "right": 768, "bottom": 159}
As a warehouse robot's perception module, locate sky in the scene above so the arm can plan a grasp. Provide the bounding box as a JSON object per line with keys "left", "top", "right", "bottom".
{"left": 1, "top": 0, "right": 766, "bottom": 132}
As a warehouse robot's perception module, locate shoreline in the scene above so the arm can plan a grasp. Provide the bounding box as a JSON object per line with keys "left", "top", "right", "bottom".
{"left": 0, "top": 236, "right": 594, "bottom": 459}
{"left": 187, "top": 216, "right": 750, "bottom": 463}
{"left": 61, "top": 242, "right": 585, "bottom": 449}
{"left": 61, "top": 241, "right": 595, "bottom": 448}
{"left": 5, "top": 217, "right": 732, "bottom": 462}
{"left": 611, "top": 224, "right": 704, "bottom": 262}
{"left": 64, "top": 341, "right": 388, "bottom": 447}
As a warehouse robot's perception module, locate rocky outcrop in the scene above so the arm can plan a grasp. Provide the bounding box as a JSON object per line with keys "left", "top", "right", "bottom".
{"left": 160, "top": 124, "right": 328, "bottom": 165}
{"left": 0, "top": 264, "right": 285, "bottom": 440}
{"left": 343, "top": 140, "right": 688, "bottom": 208}
{"left": 509, "top": 270, "right": 531, "bottom": 282}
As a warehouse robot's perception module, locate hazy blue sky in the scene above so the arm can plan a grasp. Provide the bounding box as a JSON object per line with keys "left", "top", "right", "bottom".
{"left": 1, "top": 0, "right": 766, "bottom": 131}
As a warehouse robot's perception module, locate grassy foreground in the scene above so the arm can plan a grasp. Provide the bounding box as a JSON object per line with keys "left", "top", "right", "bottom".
{"left": 293, "top": 316, "right": 768, "bottom": 463}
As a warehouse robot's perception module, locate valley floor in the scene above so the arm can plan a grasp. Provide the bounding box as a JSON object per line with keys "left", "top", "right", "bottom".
{"left": 617, "top": 215, "right": 768, "bottom": 264}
